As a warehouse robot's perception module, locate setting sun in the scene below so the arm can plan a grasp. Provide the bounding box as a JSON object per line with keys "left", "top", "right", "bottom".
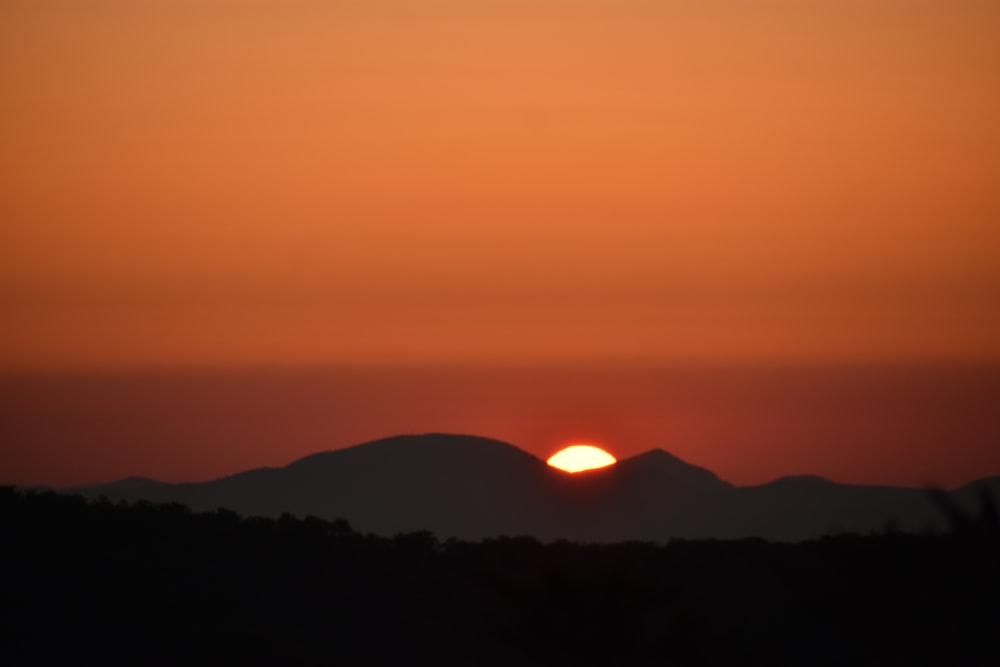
{"left": 547, "top": 445, "right": 617, "bottom": 474}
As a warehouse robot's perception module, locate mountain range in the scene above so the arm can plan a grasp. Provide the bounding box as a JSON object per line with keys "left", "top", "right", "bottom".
{"left": 71, "top": 433, "right": 1000, "bottom": 542}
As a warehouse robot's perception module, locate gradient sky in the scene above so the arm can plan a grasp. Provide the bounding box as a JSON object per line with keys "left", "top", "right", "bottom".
{"left": 3, "top": 366, "right": 999, "bottom": 489}
{"left": 1, "top": 2, "right": 999, "bottom": 488}
{"left": 2, "top": 0, "right": 998, "bottom": 368}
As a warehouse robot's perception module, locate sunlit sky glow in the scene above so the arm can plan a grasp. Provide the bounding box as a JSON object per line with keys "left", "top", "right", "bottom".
{"left": 1, "top": 0, "right": 998, "bottom": 368}
{"left": 1, "top": 2, "right": 999, "bottom": 490}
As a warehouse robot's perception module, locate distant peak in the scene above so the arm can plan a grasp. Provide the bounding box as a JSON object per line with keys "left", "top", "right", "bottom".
{"left": 625, "top": 449, "right": 708, "bottom": 470}
{"left": 618, "top": 448, "right": 729, "bottom": 486}
{"left": 353, "top": 433, "right": 531, "bottom": 455}
{"left": 284, "top": 433, "right": 541, "bottom": 470}
{"left": 630, "top": 449, "right": 691, "bottom": 463}
{"left": 367, "top": 433, "right": 515, "bottom": 447}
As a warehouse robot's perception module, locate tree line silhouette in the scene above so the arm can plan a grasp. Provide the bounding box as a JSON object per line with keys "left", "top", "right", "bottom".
{"left": 2, "top": 487, "right": 997, "bottom": 666}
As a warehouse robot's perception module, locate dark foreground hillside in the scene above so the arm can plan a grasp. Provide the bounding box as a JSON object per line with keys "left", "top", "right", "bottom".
{"left": 2, "top": 489, "right": 998, "bottom": 666}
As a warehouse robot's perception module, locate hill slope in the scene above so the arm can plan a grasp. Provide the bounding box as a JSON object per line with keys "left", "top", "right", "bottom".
{"left": 74, "top": 433, "right": 998, "bottom": 541}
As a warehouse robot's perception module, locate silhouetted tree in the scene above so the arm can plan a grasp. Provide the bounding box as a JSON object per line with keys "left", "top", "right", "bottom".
{"left": 1, "top": 488, "right": 997, "bottom": 666}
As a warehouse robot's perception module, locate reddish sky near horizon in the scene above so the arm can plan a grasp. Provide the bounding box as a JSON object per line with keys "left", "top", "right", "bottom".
{"left": 1, "top": 2, "right": 999, "bottom": 488}
{"left": 2, "top": 365, "right": 999, "bottom": 489}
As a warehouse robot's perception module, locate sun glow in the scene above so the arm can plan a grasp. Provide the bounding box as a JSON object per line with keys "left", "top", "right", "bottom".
{"left": 546, "top": 445, "right": 617, "bottom": 473}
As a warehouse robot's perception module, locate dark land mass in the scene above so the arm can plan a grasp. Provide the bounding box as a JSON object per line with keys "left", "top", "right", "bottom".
{"left": 72, "top": 433, "right": 1000, "bottom": 542}
{"left": 2, "top": 487, "right": 998, "bottom": 666}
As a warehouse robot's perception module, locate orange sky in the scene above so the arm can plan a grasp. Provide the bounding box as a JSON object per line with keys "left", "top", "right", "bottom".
{"left": 2, "top": 0, "right": 999, "bottom": 368}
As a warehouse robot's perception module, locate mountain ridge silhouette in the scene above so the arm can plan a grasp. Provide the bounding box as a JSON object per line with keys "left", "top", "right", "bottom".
{"left": 71, "top": 433, "right": 1000, "bottom": 541}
